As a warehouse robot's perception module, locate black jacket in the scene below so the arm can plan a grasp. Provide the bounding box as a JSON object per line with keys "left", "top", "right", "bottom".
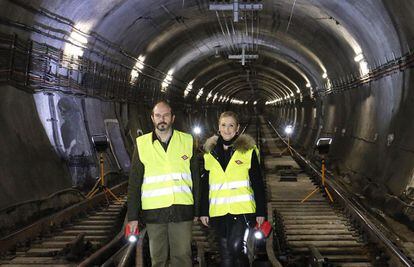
{"left": 127, "top": 130, "right": 200, "bottom": 224}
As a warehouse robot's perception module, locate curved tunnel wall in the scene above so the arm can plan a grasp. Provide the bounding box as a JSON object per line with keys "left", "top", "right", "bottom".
{"left": 268, "top": 68, "right": 414, "bottom": 219}
{"left": 264, "top": 2, "right": 414, "bottom": 218}
{"left": 0, "top": 86, "right": 72, "bottom": 209}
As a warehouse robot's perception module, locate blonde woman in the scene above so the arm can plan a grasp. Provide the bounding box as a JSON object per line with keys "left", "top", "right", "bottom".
{"left": 200, "top": 111, "right": 266, "bottom": 267}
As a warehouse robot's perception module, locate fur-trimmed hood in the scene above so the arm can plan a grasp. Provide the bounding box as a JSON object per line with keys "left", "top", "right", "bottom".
{"left": 203, "top": 134, "right": 256, "bottom": 153}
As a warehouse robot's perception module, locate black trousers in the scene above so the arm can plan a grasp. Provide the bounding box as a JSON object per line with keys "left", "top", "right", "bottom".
{"left": 212, "top": 215, "right": 254, "bottom": 267}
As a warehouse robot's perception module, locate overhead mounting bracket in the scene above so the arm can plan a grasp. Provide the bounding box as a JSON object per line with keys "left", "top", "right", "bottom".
{"left": 209, "top": 1, "right": 263, "bottom": 22}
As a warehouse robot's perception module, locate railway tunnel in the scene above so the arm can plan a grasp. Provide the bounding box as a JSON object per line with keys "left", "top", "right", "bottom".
{"left": 0, "top": 0, "right": 413, "bottom": 266}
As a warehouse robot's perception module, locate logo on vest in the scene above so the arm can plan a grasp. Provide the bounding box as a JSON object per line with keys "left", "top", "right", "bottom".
{"left": 235, "top": 160, "right": 243, "bottom": 165}
{"left": 181, "top": 155, "right": 189, "bottom": 160}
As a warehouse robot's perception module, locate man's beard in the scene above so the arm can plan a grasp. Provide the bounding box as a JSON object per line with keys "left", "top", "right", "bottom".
{"left": 156, "top": 122, "right": 169, "bottom": 131}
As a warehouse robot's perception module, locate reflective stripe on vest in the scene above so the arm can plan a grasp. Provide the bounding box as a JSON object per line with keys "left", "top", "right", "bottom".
{"left": 210, "top": 194, "right": 255, "bottom": 205}
{"left": 141, "top": 184, "right": 192, "bottom": 198}
{"left": 204, "top": 147, "right": 257, "bottom": 217}
{"left": 137, "top": 130, "right": 193, "bottom": 210}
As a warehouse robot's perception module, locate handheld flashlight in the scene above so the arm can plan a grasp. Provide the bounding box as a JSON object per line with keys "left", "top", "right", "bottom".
{"left": 254, "top": 220, "right": 272, "bottom": 239}
{"left": 125, "top": 223, "right": 140, "bottom": 243}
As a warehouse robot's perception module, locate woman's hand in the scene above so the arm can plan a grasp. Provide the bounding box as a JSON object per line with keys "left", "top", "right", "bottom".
{"left": 256, "top": 216, "right": 265, "bottom": 227}
{"left": 127, "top": 220, "right": 139, "bottom": 232}
{"left": 200, "top": 216, "right": 209, "bottom": 227}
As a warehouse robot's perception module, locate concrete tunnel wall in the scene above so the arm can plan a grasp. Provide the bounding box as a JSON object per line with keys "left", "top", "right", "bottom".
{"left": 267, "top": 66, "right": 414, "bottom": 218}
{"left": 0, "top": 87, "right": 129, "bottom": 209}
{"left": 262, "top": 1, "right": 414, "bottom": 221}
{"left": 0, "top": 85, "right": 72, "bottom": 209}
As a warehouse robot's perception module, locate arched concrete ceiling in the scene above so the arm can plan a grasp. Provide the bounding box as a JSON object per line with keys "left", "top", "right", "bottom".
{"left": 0, "top": 0, "right": 405, "bottom": 104}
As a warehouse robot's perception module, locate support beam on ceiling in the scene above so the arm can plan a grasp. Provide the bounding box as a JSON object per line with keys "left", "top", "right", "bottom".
{"left": 209, "top": 1, "right": 263, "bottom": 22}
{"left": 228, "top": 46, "right": 258, "bottom": 65}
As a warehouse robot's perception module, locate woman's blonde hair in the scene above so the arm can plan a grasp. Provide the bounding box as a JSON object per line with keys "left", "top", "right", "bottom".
{"left": 219, "top": 111, "right": 239, "bottom": 125}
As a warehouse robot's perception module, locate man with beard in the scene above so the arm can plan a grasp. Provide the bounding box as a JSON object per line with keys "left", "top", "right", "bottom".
{"left": 126, "top": 100, "right": 199, "bottom": 267}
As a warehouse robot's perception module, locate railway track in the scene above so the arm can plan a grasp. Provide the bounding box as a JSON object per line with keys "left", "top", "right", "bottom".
{"left": 0, "top": 185, "right": 127, "bottom": 266}
{"left": 192, "top": 222, "right": 220, "bottom": 266}
{"left": 261, "top": 117, "right": 414, "bottom": 267}
{"left": 2, "top": 117, "right": 412, "bottom": 267}
{"left": 260, "top": 120, "right": 381, "bottom": 266}
{"left": 271, "top": 199, "right": 375, "bottom": 266}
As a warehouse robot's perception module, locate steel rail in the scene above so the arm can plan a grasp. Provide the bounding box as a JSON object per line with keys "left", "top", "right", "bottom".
{"left": 79, "top": 229, "right": 126, "bottom": 267}
{"left": 117, "top": 229, "right": 147, "bottom": 267}
{"left": 0, "top": 181, "right": 128, "bottom": 255}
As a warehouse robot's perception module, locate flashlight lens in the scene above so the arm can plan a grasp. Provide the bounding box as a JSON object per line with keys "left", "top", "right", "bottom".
{"left": 128, "top": 235, "right": 137, "bottom": 243}
{"left": 254, "top": 231, "right": 264, "bottom": 239}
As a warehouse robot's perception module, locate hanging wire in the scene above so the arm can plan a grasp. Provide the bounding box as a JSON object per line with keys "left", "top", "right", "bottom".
{"left": 222, "top": 10, "right": 237, "bottom": 53}
{"left": 251, "top": 9, "right": 254, "bottom": 51}
{"left": 160, "top": 4, "right": 205, "bottom": 55}
{"left": 229, "top": 8, "right": 238, "bottom": 52}
{"left": 230, "top": 11, "right": 237, "bottom": 36}
{"left": 244, "top": 9, "right": 249, "bottom": 51}
{"left": 286, "top": 0, "right": 297, "bottom": 33}
{"left": 256, "top": 10, "right": 260, "bottom": 53}
{"left": 216, "top": 10, "right": 234, "bottom": 55}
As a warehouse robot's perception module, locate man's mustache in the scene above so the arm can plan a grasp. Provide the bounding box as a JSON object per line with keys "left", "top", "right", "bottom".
{"left": 157, "top": 122, "right": 167, "bottom": 126}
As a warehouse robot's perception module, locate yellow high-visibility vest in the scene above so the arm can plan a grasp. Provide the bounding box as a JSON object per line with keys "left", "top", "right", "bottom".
{"left": 204, "top": 147, "right": 256, "bottom": 217}
{"left": 137, "top": 130, "right": 193, "bottom": 210}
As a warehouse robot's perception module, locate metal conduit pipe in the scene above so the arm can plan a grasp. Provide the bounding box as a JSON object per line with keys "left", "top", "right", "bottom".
{"left": 1, "top": 19, "right": 188, "bottom": 93}
{"left": 9, "top": 0, "right": 182, "bottom": 79}
{"left": 266, "top": 119, "right": 414, "bottom": 267}
{"left": 0, "top": 188, "right": 85, "bottom": 214}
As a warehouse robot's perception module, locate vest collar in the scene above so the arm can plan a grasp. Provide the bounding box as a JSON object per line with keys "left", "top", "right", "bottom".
{"left": 152, "top": 129, "right": 174, "bottom": 143}
{"left": 203, "top": 134, "right": 256, "bottom": 153}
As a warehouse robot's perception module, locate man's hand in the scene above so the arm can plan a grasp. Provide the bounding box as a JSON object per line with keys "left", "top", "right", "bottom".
{"left": 200, "top": 216, "right": 209, "bottom": 227}
{"left": 193, "top": 217, "right": 199, "bottom": 222}
{"left": 256, "top": 216, "right": 265, "bottom": 227}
